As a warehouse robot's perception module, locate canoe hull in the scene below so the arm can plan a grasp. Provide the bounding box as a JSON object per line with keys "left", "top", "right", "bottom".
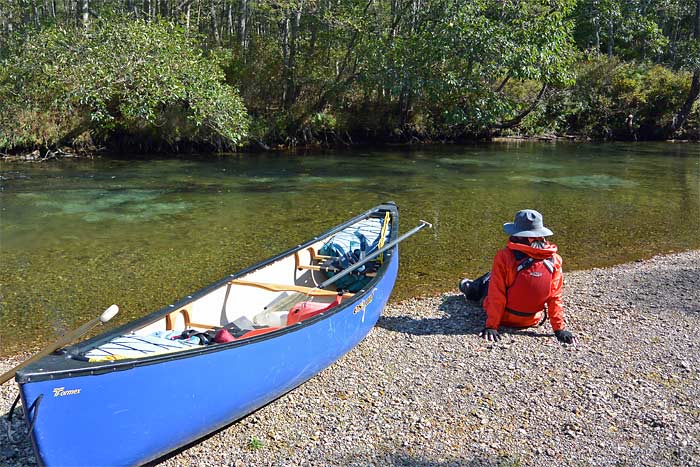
{"left": 18, "top": 207, "right": 399, "bottom": 466}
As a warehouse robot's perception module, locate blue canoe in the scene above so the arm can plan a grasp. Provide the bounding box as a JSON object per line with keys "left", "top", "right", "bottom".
{"left": 15, "top": 203, "right": 405, "bottom": 466}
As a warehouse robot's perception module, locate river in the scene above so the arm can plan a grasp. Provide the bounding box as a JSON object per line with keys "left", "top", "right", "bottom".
{"left": 1, "top": 142, "right": 698, "bottom": 356}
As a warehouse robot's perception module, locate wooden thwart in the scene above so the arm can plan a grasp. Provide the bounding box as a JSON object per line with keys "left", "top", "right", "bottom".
{"left": 229, "top": 279, "right": 353, "bottom": 297}
{"left": 294, "top": 247, "right": 332, "bottom": 270}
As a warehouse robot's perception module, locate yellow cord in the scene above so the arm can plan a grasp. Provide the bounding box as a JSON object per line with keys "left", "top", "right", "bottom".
{"left": 378, "top": 211, "right": 390, "bottom": 263}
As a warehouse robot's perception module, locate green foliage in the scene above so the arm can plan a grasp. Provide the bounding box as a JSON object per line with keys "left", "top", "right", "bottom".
{"left": 499, "top": 81, "right": 561, "bottom": 136}
{"left": 573, "top": 0, "right": 670, "bottom": 60}
{"left": 247, "top": 436, "right": 263, "bottom": 450}
{"left": 0, "top": 17, "right": 248, "bottom": 152}
{"left": 308, "top": 112, "right": 337, "bottom": 132}
{"left": 545, "top": 56, "right": 695, "bottom": 139}
{"left": 354, "top": 0, "right": 578, "bottom": 137}
{"left": 497, "top": 455, "right": 523, "bottom": 467}
{"left": 1, "top": 0, "right": 698, "bottom": 150}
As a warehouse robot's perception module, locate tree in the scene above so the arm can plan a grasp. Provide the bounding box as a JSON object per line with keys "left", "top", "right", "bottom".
{"left": 357, "top": 0, "right": 578, "bottom": 137}
{"left": 0, "top": 0, "right": 696, "bottom": 147}
{"left": 0, "top": 17, "right": 249, "bottom": 152}
{"left": 671, "top": 0, "right": 700, "bottom": 134}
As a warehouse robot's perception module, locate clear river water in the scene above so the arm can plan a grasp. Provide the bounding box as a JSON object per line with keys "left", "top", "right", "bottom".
{"left": 1, "top": 142, "right": 698, "bottom": 356}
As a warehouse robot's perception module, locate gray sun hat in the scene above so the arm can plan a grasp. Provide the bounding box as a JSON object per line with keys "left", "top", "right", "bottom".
{"left": 503, "top": 209, "right": 553, "bottom": 237}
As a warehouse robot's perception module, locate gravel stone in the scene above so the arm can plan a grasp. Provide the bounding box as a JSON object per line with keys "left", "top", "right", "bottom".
{"left": 1, "top": 251, "right": 699, "bottom": 467}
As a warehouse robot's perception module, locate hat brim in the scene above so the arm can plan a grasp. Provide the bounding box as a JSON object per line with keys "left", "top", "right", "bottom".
{"left": 503, "top": 222, "right": 553, "bottom": 237}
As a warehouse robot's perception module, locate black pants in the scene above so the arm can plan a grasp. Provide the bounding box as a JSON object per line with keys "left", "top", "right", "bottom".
{"left": 463, "top": 272, "right": 490, "bottom": 302}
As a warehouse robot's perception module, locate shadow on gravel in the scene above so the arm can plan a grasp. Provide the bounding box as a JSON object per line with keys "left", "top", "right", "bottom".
{"left": 377, "top": 294, "right": 484, "bottom": 336}
{"left": 377, "top": 294, "right": 552, "bottom": 339}
{"left": 0, "top": 404, "right": 36, "bottom": 466}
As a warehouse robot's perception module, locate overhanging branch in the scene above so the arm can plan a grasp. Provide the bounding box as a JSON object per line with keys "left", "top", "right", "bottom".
{"left": 493, "top": 82, "right": 548, "bottom": 130}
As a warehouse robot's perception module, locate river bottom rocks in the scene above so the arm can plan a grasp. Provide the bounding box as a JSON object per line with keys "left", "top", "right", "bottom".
{"left": 2, "top": 251, "right": 699, "bottom": 467}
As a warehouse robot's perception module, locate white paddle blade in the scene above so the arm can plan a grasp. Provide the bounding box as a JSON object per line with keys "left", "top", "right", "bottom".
{"left": 99, "top": 304, "right": 119, "bottom": 323}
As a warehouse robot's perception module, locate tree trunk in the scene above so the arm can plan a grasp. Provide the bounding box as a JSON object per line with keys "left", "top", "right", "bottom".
{"left": 590, "top": 0, "right": 601, "bottom": 52}
{"left": 670, "top": 0, "right": 700, "bottom": 135}
{"left": 211, "top": 0, "right": 220, "bottom": 44}
{"left": 669, "top": 71, "right": 700, "bottom": 136}
{"left": 670, "top": 16, "right": 681, "bottom": 66}
{"left": 3, "top": 1, "right": 12, "bottom": 35}
{"left": 237, "top": 0, "right": 248, "bottom": 54}
{"left": 288, "top": 6, "right": 302, "bottom": 106}
{"left": 280, "top": 16, "right": 290, "bottom": 109}
{"left": 495, "top": 74, "right": 511, "bottom": 93}
{"left": 227, "top": 2, "right": 232, "bottom": 38}
{"left": 81, "top": 0, "right": 88, "bottom": 26}
{"left": 280, "top": 2, "right": 303, "bottom": 112}
{"left": 494, "top": 83, "right": 548, "bottom": 130}
{"left": 594, "top": 19, "right": 601, "bottom": 52}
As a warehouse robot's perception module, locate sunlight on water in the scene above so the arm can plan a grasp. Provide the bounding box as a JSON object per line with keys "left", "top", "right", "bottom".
{"left": 1, "top": 142, "right": 698, "bottom": 355}
{"left": 508, "top": 174, "right": 638, "bottom": 189}
{"left": 17, "top": 190, "right": 191, "bottom": 222}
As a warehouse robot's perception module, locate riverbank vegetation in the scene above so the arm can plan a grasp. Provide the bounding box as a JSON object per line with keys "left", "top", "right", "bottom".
{"left": 0, "top": 0, "right": 698, "bottom": 154}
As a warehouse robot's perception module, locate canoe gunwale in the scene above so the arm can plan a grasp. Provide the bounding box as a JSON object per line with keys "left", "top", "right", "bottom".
{"left": 16, "top": 202, "right": 399, "bottom": 384}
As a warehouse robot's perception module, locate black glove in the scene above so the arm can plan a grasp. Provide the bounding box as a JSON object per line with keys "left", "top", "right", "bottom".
{"left": 480, "top": 328, "right": 501, "bottom": 341}
{"left": 555, "top": 329, "right": 576, "bottom": 344}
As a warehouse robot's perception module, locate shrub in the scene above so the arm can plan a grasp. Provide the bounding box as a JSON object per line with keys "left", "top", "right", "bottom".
{"left": 558, "top": 56, "right": 696, "bottom": 140}
{"left": 0, "top": 17, "right": 248, "bottom": 153}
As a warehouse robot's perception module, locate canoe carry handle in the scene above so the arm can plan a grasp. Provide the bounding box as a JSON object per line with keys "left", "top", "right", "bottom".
{"left": 0, "top": 305, "right": 119, "bottom": 386}
{"left": 6, "top": 393, "right": 43, "bottom": 444}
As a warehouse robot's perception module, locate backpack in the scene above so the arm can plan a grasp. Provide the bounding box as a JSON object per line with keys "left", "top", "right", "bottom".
{"left": 505, "top": 250, "right": 555, "bottom": 315}
{"left": 319, "top": 230, "right": 375, "bottom": 292}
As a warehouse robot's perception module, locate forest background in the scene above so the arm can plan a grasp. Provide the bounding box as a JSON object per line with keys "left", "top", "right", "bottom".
{"left": 0, "top": 0, "right": 698, "bottom": 154}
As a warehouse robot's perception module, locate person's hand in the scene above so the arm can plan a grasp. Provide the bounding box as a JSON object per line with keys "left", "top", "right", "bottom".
{"left": 480, "top": 328, "right": 501, "bottom": 341}
{"left": 555, "top": 329, "right": 578, "bottom": 345}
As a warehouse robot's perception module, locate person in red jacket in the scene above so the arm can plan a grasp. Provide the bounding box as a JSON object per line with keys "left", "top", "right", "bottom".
{"left": 459, "top": 209, "right": 577, "bottom": 344}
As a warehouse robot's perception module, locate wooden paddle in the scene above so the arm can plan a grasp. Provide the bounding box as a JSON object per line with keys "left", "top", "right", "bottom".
{"left": 0, "top": 305, "right": 119, "bottom": 386}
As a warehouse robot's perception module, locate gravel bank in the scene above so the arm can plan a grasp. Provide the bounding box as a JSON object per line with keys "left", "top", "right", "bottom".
{"left": 2, "top": 251, "right": 699, "bottom": 467}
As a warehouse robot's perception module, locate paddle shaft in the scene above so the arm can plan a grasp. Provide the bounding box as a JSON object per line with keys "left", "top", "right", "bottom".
{"left": 0, "top": 305, "right": 119, "bottom": 386}
{"left": 317, "top": 220, "right": 432, "bottom": 290}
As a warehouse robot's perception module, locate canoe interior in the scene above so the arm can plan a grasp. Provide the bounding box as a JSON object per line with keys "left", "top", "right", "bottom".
{"left": 137, "top": 241, "right": 342, "bottom": 332}
{"left": 64, "top": 204, "right": 397, "bottom": 362}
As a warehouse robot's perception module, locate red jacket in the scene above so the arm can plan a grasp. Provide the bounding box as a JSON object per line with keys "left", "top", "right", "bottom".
{"left": 483, "top": 241, "right": 565, "bottom": 331}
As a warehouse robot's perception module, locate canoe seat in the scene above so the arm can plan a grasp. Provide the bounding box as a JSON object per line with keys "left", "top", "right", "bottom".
{"left": 295, "top": 246, "right": 332, "bottom": 267}
{"left": 294, "top": 246, "right": 378, "bottom": 278}
{"left": 165, "top": 308, "right": 217, "bottom": 331}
